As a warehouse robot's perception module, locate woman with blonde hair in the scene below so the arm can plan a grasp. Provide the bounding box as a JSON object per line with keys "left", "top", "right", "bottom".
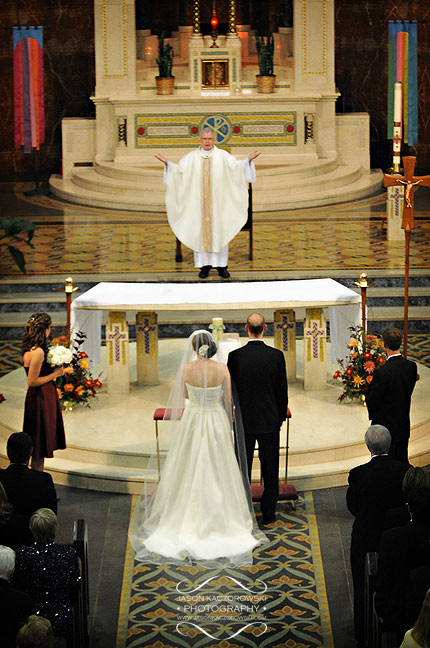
{"left": 16, "top": 615, "right": 54, "bottom": 648}
{"left": 401, "top": 588, "right": 430, "bottom": 647}
{"left": 22, "top": 313, "right": 66, "bottom": 471}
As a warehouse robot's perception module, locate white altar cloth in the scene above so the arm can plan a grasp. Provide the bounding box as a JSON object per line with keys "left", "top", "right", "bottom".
{"left": 71, "top": 279, "right": 360, "bottom": 365}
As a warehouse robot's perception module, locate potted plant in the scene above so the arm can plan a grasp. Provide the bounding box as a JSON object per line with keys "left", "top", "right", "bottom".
{"left": 256, "top": 34, "right": 276, "bottom": 94}
{"left": 0, "top": 216, "right": 38, "bottom": 273}
{"left": 155, "top": 33, "right": 175, "bottom": 95}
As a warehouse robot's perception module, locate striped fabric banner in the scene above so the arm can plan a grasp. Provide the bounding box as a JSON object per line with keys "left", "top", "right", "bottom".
{"left": 387, "top": 20, "right": 418, "bottom": 145}
{"left": 13, "top": 26, "right": 45, "bottom": 154}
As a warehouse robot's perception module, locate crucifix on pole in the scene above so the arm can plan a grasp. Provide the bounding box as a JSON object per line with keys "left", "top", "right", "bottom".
{"left": 384, "top": 156, "right": 430, "bottom": 357}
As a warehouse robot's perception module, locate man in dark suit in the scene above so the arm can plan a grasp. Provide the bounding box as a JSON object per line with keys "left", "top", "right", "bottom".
{"left": 0, "top": 432, "right": 57, "bottom": 517}
{"left": 347, "top": 424, "right": 409, "bottom": 648}
{"left": 365, "top": 327, "right": 417, "bottom": 463}
{"left": 227, "top": 313, "right": 288, "bottom": 525}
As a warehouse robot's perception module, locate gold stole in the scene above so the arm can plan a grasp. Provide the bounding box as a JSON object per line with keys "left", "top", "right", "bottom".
{"left": 201, "top": 156, "right": 212, "bottom": 252}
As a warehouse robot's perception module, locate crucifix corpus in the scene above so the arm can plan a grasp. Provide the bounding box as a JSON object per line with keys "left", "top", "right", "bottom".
{"left": 384, "top": 156, "right": 430, "bottom": 357}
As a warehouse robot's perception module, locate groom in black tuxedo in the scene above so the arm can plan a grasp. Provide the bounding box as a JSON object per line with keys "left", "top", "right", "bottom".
{"left": 365, "top": 327, "right": 417, "bottom": 463}
{"left": 227, "top": 313, "right": 288, "bottom": 525}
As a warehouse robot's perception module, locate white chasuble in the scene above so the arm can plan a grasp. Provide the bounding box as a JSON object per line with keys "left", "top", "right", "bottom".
{"left": 165, "top": 146, "right": 254, "bottom": 254}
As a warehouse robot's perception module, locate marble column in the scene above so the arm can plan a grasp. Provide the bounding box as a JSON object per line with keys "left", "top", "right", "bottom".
{"left": 136, "top": 312, "right": 159, "bottom": 385}
{"left": 274, "top": 309, "right": 297, "bottom": 384}
{"left": 106, "top": 311, "right": 130, "bottom": 394}
{"left": 293, "top": 0, "right": 338, "bottom": 159}
{"left": 93, "top": 0, "right": 137, "bottom": 162}
{"left": 303, "top": 307, "right": 327, "bottom": 390}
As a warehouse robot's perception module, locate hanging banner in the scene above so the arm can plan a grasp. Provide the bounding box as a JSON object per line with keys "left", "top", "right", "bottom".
{"left": 13, "top": 26, "right": 45, "bottom": 154}
{"left": 387, "top": 20, "right": 418, "bottom": 146}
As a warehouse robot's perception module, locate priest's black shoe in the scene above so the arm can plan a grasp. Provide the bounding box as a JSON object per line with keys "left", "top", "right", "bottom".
{"left": 198, "top": 265, "right": 211, "bottom": 278}
{"left": 217, "top": 266, "right": 230, "bottom": 279}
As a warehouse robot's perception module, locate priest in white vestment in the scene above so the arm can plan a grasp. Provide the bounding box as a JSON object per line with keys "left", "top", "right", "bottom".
{"left": 155, "top": 128, "right": 260, "bottom": 278}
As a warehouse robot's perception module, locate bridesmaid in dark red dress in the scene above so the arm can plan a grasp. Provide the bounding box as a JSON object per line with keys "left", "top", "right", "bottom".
{"left": 22, "top": 313, "right": 66, "bottom": 472}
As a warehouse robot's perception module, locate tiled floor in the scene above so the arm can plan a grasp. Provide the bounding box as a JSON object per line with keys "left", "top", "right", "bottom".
{"left": 2, "top": 181, "right": 430, "bottom": 275}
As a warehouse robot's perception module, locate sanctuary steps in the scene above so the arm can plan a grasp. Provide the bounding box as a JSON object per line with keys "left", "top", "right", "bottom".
{"left": 49, "top": 156, "right": 383, "bottom": 212}
{"left": 1, "top": 363, "right": 429, "bottom": 494}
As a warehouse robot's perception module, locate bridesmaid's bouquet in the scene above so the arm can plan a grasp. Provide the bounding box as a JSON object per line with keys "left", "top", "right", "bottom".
{"left": 47, "top": 338, "right": 73, "bottom": 366}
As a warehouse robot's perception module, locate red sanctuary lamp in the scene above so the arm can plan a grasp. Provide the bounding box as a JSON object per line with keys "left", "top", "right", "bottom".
{"left": 210, "top": 9, "right": 219, "bottom": 48}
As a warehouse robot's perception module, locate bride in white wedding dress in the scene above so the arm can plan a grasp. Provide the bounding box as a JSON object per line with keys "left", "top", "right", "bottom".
{"left": 129, "top": 330, "right": 266, "bottom": 566}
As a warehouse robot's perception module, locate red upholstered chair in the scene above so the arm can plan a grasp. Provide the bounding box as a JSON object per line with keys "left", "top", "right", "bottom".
{"left": 153, "top": 408, "right": 184, "bottom": 478}
{"left": 251, "top": 407, "right": 298, "bottom": 508}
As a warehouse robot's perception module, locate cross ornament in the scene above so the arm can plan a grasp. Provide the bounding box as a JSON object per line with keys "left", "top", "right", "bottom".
{"left": 305, "top": 322, "right": 325, "bottom": 359}
{"left": 276, "top": 316, "right": 295, "bottom": 352}
{"left": 384, "top": 156, "right": 430, "bottom": 231}
{"left": 137, "top": 320, "right": 156, "bottom": 355}
{"left": 108, "top": 326, "right": 127, "bottom": 362}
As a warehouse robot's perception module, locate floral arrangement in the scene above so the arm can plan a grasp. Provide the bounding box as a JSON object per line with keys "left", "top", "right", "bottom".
{"left": 333, "top": 326, "right": 386, "bottom": 402}
{"left": 51, "top": 332, "right": 102, "bottom": 410}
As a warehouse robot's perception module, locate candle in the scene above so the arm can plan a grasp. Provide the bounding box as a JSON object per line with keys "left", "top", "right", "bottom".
{"left": 393, "top": 81, "right": 402, "bottom": 123}
{"left": 210, "top": 317, "right": 224, "bottom": 342}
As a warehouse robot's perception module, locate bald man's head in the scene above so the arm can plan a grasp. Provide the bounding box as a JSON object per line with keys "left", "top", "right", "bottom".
{"left": 246, "top": 313, "right": 266, "bottom": 338}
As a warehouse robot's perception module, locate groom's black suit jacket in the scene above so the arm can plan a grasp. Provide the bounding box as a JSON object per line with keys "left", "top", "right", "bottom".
{"left": 365, "top": 355, "right": 417, "bottom": 443}
{"left": 227, "top": 340, "right": 288, "bottom": 436}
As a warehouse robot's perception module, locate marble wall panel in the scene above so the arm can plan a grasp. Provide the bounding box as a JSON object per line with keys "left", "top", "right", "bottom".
{"left": 334, "top": 0, "right": 430, "bottom": 169}
{"left": 0, "top": 0, "right": 94, "bottom": 176}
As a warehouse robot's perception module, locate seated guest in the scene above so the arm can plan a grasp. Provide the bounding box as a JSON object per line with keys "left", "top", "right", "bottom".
{"left": 0, "top": 544, "right": 35, "bottom": 648}
{"left": 16, "top": 615, "right": 54, "bottom": 648}
{"left": 0, "top": 483, "right": 33, "bottom": 549}
{"left": 14, "top": 509, "right": 80, "bottom": 644}
{"left": 0, "top": 432, "right": 57, "bottom": 517}
{"left": 376, "top": 487, "right": 430, "bottom": 641}
{"left": 400, "top": 588, "right": 430, "bottom": 648}
{"left": 385, "top": 466, "right": 430, "bottom": 530}
{"left": 346, "top": 424, "right": 409, "bottom": 648}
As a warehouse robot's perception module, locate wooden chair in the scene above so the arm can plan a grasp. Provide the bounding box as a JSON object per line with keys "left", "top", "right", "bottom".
{"left": 251, "top": 407, "right": 298, "bottom": 508}
{"left": 174, "top": 183, "right": 253, "bottom": 263}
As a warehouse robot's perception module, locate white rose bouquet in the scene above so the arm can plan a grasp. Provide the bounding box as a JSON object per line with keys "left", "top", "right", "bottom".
{"left": 47, "top": 344, "right": 73, "bottom": 366}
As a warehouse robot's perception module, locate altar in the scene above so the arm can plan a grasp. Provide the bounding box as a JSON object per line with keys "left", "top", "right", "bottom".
{"left": 50, "top": 0, "right": 381, "bottom": 212}
{"left": 71, "top": 278, "right": 361, "bottom": 394}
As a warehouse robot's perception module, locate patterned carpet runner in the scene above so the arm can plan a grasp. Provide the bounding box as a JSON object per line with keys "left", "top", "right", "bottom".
{"left": 116, "top": 492, "right": 333, "bottom": 648}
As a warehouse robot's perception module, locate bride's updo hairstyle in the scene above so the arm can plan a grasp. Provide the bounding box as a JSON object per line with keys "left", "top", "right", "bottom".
{"left": 191, "top": 331, "right": 217, "bottom": 359}
{"left": 21, "top": 312, "right": 52, "bottom": 356}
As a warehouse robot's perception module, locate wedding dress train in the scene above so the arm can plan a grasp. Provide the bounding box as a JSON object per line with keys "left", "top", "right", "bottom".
{"left": 130, "top": 383, "right": 262, "bottom": 565}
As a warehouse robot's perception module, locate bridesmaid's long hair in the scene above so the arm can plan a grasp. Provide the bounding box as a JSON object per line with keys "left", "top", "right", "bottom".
{"left": 21, "top": 312, "right": 52, "bottom": 356}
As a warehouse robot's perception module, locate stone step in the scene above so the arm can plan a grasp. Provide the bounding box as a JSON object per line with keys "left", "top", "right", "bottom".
{"left": 71, "top": 167, "right": 165, "bottom": 197}
{"left": 95, "top": 156, "right": 340, "bottom": 181}
{"left": 49, "top": 167, "right": 384, "bottom": 212}
{"left": 2, "top": 424, "right": 429, "bottom": 495}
